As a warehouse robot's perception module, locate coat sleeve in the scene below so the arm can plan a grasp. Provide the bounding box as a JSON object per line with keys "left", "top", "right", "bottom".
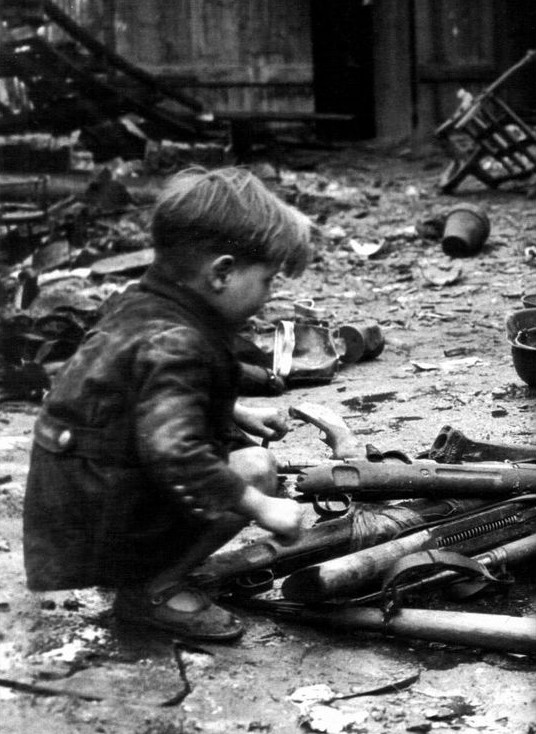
{"left": 134, "top": 325, "right": 247, "bottom": 519}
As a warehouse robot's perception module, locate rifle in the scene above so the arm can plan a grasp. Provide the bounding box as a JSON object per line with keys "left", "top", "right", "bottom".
{"left": 281, "top": 495, "right": 536, "bottom": 602}
{"left": 231, "top": 533, "right": 536, "bottom": 653}
{"left": 248, "top": 601, "right": 536, "bottom": 654}
{"left": 351, "top": 532, "right": 536, "bottom": 608}
{"left": 287, "top": 402, "right": 536, "bottom": 469}
{"left": 187, "top": 497, "right": 485, "bottom": 595}
{"left": 288, "top": 404, "right": 536, "bottom": 501}
{"left": 294, "top": 459, "right": 536, "bottom": 501}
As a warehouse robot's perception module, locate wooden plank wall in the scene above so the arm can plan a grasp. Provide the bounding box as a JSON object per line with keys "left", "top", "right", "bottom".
{"left": 415, "top": 0, "right": 497, "bottom": 132}
{"left": 114, "top": 0, "right": 314, "bottom": 113}
{"left": 41, "top": 0, "right": 528, "bottom": 140}
{"left": 372, "top": 0, "right": 413, "bottom": 140}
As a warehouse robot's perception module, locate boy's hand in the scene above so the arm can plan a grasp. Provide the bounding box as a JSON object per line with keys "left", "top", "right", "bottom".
{"left": 237, "top": 488, "right": 303, "bottom": 543}
{"left": 256, "top": 496, "right": 303, "bottom": 543}
{"left": 233, "top": 404, "right": 289, "bottom": 441}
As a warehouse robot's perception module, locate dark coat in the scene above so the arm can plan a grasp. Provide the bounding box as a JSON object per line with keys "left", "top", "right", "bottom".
{"left": 23, "top": 264, "right": 248, "bottom": 590}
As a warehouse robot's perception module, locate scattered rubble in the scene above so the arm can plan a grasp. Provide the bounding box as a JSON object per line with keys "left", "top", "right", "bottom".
{"left": 1, "top": 129, "right": 536, "bottom": 734}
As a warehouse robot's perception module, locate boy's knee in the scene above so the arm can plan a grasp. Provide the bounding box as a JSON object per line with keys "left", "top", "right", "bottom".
{"left": 229, "top": 446, "right": 278, "bottom": 496}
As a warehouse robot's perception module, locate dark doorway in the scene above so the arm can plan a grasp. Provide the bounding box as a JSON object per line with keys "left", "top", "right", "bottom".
{"left": 310, "top": 0, "right": 375, "bottom": 139}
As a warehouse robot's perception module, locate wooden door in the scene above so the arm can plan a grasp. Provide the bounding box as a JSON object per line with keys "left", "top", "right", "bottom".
{"left": 310, "top": 0, "right": 375, "bottom": 139}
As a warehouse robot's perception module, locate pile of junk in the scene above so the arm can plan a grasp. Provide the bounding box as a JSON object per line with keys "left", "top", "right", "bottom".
{"left": 0, "top": 160, "right": 388, "bottom": 402}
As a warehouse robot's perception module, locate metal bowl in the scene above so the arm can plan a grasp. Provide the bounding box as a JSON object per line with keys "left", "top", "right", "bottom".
{"left": 505, "top": 308, "right": 536, "bottom": 386}
{"left": 521, "top": 292, "right": 536, "bottom": 308}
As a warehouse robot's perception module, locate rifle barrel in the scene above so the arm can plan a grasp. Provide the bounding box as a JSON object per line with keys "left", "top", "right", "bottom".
{"left": 330, "top": 460, "right": 536, "bottom": 499}
{"left": 353, "top": 532, "right": 536, "bottom": 606}
{"left": 298, "top": 607, "right": 536, "bottom": 654}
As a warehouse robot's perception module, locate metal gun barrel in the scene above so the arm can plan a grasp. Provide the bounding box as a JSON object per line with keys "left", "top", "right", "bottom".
{"left": 331, "top": 460, "right": 536, "bottom": 500}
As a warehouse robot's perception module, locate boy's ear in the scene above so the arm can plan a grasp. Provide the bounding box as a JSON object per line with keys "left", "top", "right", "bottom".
{"left": 207, "top": 255, "right": 236, "bottom": 292}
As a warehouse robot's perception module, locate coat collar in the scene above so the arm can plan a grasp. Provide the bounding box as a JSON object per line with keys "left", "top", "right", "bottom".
{"left": 140, "top": 264, "right": 235, "bottom": 343}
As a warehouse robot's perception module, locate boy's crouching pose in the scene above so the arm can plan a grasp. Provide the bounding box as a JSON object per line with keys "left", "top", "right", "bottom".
{"left": 23, "top": 167, "right": 312, "bottom": 642}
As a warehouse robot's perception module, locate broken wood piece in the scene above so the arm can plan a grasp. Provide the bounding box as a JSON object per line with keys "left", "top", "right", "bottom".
{"left": 32, "top": 239, "right": 71, "bottom": 273}
{"left": 0, "top": 662, "right": 187, "bottom": 707}
{"left": 91, "top": 248, "right": 154, "bottom": 276}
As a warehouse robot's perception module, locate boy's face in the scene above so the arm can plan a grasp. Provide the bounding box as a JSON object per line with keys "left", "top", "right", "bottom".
{"left": 217, "top": 262, "right": 277, "bottom": 326}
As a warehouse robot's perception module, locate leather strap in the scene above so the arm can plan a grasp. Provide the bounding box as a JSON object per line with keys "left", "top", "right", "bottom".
{"left": 381, "top": 549, "right": 510, "bottom": 614}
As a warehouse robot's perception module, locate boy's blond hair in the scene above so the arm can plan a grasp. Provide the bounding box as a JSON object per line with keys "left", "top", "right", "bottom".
{"left": 152, "top": 167, "right": 312, "bottom": 278}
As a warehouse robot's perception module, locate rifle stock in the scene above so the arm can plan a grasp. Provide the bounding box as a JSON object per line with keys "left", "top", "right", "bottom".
{"left": 188, "top": 512, "right": 358, "bottom": 593}
{"left": 288, "top": 402, "right": 361, "bottom": 459}
{"left": 188, "top": 498, "right": 484, "bottom": 594}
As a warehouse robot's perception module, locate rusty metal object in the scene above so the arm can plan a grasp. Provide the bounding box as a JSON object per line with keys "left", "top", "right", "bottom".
{"left": 337, "top": 321, "right": 385, "bottom": 363}
{"left": 429, "top": 424, "right": 536, "bottom": 463}
{"left": 506, "top": 309, "right": 536, "bottom": 387}
{"left": 322, "top": 459, "right": 536, "bottom": 501}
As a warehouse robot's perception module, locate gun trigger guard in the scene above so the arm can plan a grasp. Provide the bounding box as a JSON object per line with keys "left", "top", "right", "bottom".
{"left": 232, "top": 569, "right": 275, "bottom": 597}
{"left": 312, "top": 493, "right": 352, "bottom": 518}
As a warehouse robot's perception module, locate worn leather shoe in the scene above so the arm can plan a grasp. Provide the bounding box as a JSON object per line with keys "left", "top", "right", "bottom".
{"left": 114, "top": 584, "right": 244, "bottom": 642}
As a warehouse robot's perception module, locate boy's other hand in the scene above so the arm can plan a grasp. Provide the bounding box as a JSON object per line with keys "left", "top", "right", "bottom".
{"left": 237, "top": 487, "right": 303, "bottom": 543}
{"left": 233, "top": 404, "right": 289, "bottom": 441}
{"left": 255, "top": 496, "right": 303, "bottom": 543}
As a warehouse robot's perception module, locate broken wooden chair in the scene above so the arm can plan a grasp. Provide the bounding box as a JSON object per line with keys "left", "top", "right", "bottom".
{"left": 435, "top": 49, "right": 536, "bottom": 193}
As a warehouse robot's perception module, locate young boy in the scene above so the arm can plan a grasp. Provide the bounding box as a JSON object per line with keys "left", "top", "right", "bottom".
{"left": 23, "top": 167, "right": 313, "bottom": 642}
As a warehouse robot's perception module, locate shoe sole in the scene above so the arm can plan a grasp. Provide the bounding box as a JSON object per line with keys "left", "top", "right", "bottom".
{"left": 115, "top": 610, "right": 244, "bottom": 642}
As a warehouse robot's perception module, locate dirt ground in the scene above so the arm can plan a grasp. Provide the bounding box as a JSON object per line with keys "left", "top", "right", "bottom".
{"left": 1, "top": 142, "right": 536, "bottom": 734}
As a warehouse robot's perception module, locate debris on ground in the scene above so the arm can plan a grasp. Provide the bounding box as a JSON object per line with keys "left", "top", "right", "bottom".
{"left": 1, "top": 31, "right": 536, "bottom": 728}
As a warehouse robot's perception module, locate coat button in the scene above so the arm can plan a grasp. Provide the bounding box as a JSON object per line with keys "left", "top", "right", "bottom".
{"left": 58, "top": 430, "right": 72, "bottom": 448}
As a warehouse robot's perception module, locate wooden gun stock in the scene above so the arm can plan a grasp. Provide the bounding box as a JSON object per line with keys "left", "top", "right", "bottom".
{"left": 289, "top": 401, "right": 361, "bottom": 459}
{"left": 187, "top": 498, "right": 483, "bottom": 595}
{"left": 188, "top": 512, "right": 358, "bottom": 594}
